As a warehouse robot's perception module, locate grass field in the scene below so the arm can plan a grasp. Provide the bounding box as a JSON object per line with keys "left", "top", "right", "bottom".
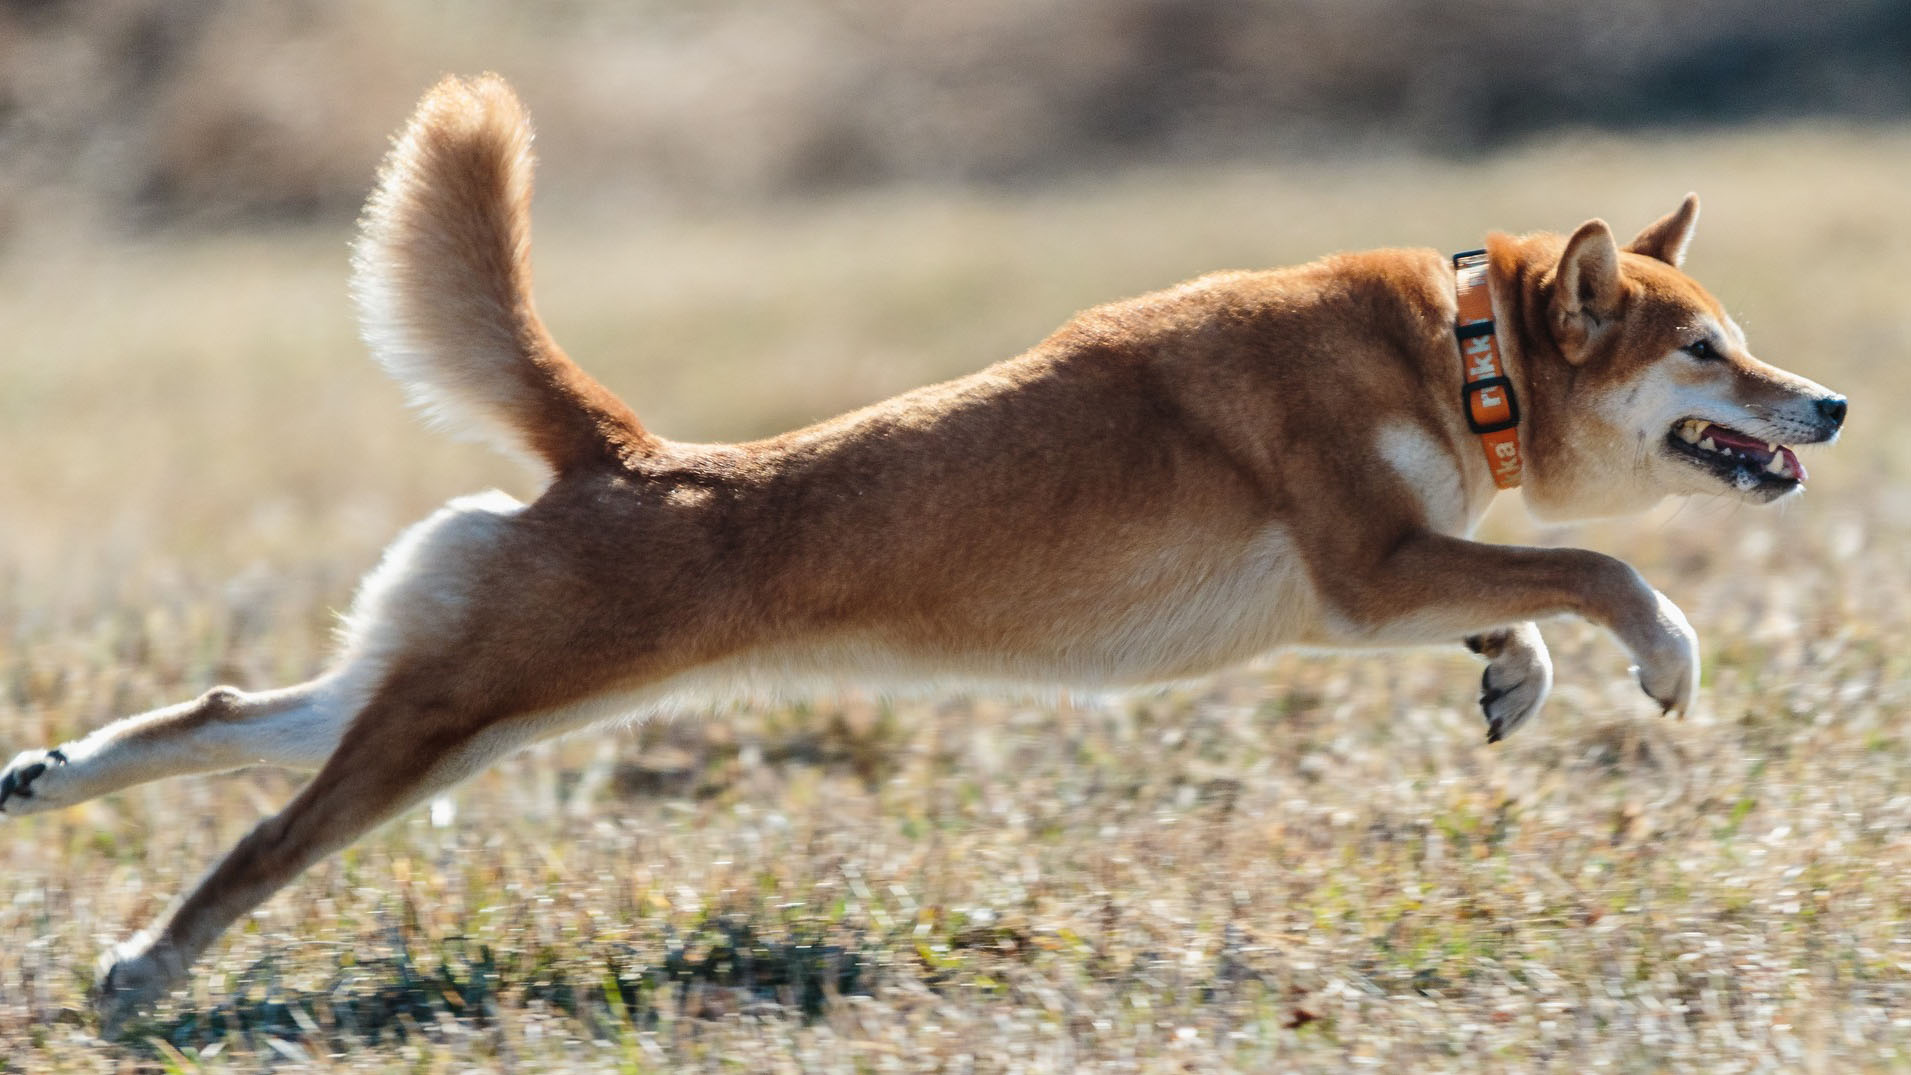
{"left": 3, "top": 126, "right": 1910, "bottom": 1072}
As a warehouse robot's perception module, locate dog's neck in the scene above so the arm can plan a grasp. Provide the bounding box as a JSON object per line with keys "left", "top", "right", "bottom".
{"left": 1452, "top": 249, "right": 1524, "bottom": 490}
{"left": 1480, "top": 232, "right": 1657, "bottom": 522}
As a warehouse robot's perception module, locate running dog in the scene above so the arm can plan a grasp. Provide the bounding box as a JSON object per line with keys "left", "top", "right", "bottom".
{"left": 0, "top": 76, "right": 1845, "bottom": 1030}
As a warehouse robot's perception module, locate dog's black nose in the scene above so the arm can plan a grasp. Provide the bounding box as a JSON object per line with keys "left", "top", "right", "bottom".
{"left": 1817, "top": 395, "right": 1848, "bottom": 429}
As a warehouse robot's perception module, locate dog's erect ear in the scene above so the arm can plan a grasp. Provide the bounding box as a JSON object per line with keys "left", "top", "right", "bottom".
{"left": 1625, "top": 193, "right": 1700, "bottom": 267}
{"left": 1551, "top": 219, "right": 1623, "bottom": 362}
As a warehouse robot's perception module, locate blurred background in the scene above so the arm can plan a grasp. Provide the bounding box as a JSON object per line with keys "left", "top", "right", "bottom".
{"left": 5, "top": 2, "right": 1911, "bottom": 1069}
{"left": 1, "top": 0, "right": 1907, "bottom": 235}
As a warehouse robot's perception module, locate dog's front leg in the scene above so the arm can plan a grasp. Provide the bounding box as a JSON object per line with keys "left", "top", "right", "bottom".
{"left": 1322, "top": 530, "right": 1697, "bottom": 733}
{"left": 1463, "top": 623, "right": 1553, "bottom": 742}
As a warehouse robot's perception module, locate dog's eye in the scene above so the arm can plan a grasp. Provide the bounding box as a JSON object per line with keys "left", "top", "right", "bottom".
{"left": 1683, "top": 339, "right": 1723, "bottom": 361}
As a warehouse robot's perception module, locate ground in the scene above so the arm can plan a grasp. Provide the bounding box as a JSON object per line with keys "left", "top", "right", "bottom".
{"left": 2, "top": 128, "right": 1910, "bottom": 1072}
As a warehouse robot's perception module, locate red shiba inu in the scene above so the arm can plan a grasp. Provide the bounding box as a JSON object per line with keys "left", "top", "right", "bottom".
{"left": 0, "top": 76, "right": 1844, "bottom": 1029}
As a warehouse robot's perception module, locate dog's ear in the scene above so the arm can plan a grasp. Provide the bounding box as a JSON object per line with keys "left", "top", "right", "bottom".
{"left": 1551, "top": 219, "right": 1623, "bottom": 362}
{"left": 1625, "top": 193, "right": 1700, "bottom": 267}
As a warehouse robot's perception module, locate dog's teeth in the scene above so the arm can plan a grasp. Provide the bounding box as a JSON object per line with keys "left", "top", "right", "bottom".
{"left": 1679, "top": 422, "right": 1703, "bottom": 444}
{"left": 1766, "top": 454, "right": 1790, "bottom": 476}
{"left": 1698, "top": 436, "right": 1717, "bottom": 452}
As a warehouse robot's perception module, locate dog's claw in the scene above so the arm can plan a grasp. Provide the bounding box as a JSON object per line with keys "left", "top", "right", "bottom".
{"left": 1479, "top": 668, "right": 1507, "bottom": 710}
{"left": 1629, "top": 590, "right": 1700, "bottom": 718}
{"left": 94, "top": 933, "right": 181, "bottom": 1037}
{"left": 0, "top": 748, "right": 69, "bottom": 815}
{"left": 1, "top": 763, "right": 42, "bottom": 807}
{"left": 1482, "top": 675, "right": 1509, "bottom": 743}
{"left": 1469, "top": 623, "right": 1552, "bottom": 744}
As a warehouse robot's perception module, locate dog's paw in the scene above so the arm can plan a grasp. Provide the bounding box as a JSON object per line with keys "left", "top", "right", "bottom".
{"left": 1467, "top": 623, "right": 1553, "bottom": 743}
{"left": 93, "top": 933, "right": 182, "bottom": 1038}
{"left": 0, "top": 747, "right": 69, "bottom": 816}
{"left": 1628, "top": 589, "right": 1699, "bottom": 717}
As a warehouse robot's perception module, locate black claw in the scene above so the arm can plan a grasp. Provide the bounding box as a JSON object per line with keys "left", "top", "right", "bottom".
{"left": 2, "top": 757, "right": 54, "bottom": 808}
{"left": 47, "top": 748, "right": 66, "bottom": 765}
{"left": 1486, "top": 721, "right": 1504, "bottom": 744}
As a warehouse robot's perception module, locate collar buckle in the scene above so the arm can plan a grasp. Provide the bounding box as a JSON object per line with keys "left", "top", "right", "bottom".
{"left": 1463, "top": 375, "right": 1519, "bottom": 435}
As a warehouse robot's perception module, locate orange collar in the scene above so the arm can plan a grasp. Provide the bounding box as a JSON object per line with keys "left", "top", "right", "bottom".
{"left": 1452, "top": 249, "right": 1523, "bottom": 489}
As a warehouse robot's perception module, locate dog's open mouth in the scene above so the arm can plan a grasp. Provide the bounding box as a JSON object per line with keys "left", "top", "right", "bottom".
{"left": 1665, "top": 418, "right": 1805, "bottom": 490}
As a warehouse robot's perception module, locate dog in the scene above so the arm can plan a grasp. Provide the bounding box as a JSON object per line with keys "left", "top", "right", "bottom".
{"left": 0, "top": 75, "right": 1844, "bottom": 1030}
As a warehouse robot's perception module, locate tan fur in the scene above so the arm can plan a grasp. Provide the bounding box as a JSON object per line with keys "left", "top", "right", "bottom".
{"left": 0, "top": 77, "right": 1844, "bottom": 1032}
{"left": 352, "top": 77, "right": 656, "bottom": 474}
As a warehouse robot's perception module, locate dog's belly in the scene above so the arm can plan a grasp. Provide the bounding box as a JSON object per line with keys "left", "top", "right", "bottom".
{"left": 1017, "top": 523, "right": 1322, "bottom": 682}
{"left": 790, "top": 521, "right": 1324, "bottom": 687}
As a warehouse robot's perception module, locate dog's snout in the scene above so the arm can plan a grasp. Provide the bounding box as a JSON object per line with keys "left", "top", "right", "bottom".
{"left": 1817, "top": 395, "right": 1848, "bottom": 430}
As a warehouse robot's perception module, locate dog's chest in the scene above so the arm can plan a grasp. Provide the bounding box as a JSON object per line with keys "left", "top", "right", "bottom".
{"left": 1375, "top": 421, "right": 1481, "bottom": 534}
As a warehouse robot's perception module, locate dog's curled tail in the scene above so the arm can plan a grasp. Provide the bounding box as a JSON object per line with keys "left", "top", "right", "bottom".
{"left": 352, "top": 74, "right": 655, "bottom": 475}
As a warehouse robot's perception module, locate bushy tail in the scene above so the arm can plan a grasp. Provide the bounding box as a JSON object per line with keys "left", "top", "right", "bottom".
{"left": 351, "top": 74, "right": 655, "bottom": 475}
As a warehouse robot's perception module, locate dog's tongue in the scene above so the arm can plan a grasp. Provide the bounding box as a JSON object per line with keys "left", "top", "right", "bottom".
{"left": 1704, "top": 424, "right": 1806, "bottom": 481}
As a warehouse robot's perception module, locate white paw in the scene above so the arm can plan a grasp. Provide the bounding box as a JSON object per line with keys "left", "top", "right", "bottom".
{"left": 0, "top": 747, "right": 69, "bottom": 816}
{"left": 1628, "top": 590, "right": 1699, "bottom": 717}
{"left": 94, "top": 932, "right": 183, "bottom": 1037}
{"left": 1469, "top": 624, "right": 1553, "bottom": 742}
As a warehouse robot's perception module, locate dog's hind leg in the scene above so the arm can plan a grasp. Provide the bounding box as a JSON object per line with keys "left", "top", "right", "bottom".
{"left": 1, "top": 493, "right": 530, "bottom": 820}
{"left": 91, "top": 690, "right": 552, "bottom": 1032}
{"left": 0, "top": 678, "right": 352, "bottom": 817}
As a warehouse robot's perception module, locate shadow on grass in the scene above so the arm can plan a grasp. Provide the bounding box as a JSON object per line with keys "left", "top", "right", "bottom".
{"left": 121, "top": 916, "right": 877, "bottom": 1059}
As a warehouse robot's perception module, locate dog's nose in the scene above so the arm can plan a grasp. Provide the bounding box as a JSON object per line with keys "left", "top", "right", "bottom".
{"left": 1817, "top": 395, "right": 1848, "bottom": 430}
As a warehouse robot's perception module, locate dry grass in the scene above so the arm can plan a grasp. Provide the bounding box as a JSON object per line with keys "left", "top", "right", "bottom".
{"left": 3, "top": 127, "right": 1911, "bottom": 1071}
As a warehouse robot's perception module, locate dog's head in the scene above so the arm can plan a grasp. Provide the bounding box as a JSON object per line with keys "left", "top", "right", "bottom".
{"left": 1514, "top": 195, "right": 1845, "bottom": 521}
